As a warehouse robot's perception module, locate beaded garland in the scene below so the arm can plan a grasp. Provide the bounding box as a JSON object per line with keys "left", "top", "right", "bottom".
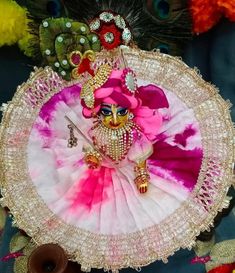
{"left": 91, "top": 120, "right": 142, "bottom": 163}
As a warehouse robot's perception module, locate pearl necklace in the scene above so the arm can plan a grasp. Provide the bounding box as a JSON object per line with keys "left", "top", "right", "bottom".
{"left": 91, "top": 121, "right": 141, "bottom": 163}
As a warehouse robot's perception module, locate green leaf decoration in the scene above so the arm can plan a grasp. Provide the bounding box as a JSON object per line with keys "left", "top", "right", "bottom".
{"left": 10, "top": 232, "right": 30, "bottom": 253}
{"left": 39, "top": 17, "right": 101, "bottom": 80}
{"left": 14, "top": 241, "right": 37, "bottom": 273}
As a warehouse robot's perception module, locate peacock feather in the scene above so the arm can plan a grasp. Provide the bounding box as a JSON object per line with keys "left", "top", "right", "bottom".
{"left": 144, "top": 0, "right": 191, "bottom": 54}
{"left": 64, "top": 0, "right": 192, "bottom": 53}
{"left": 21, "top": 0, "right": 192, "bottom": 79}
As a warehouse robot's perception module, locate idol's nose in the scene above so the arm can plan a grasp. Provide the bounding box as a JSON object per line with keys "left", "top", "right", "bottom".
{"left": 112, "top": 112, "right": 118, "bottom": 125}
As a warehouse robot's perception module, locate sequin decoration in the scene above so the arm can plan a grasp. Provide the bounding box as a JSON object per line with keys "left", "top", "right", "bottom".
{"left": 114, "top": 15, "right": 126, "bottom": 29}
{"left": 104, "top": 32, "right": 115, "bottom": 43}
{"left": 89, "top": 12, "right": 132, "bottom": 48}
{"left": 122, "top": 68, "right": 137, "bottom": 94}
{"left": 99, "top": 12, "right": 114, "bottom": 22}
{"left": 90, "top": 18, "right": 101, "bottom": 31}
{"left": 122, "top": 28, "right": 132, "bottom": 44}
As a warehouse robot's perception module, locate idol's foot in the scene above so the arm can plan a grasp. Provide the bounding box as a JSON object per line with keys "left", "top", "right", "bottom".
{"left": 134, "top": 176, "right": 148, "bottom": 193}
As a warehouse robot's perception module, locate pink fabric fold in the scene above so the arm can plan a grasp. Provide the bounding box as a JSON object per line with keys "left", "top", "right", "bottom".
{"left": 138, "top": 84, "right": 169, "bottom": 109}
{"left": 134, "top": 109, "right": 163, "bottom": 141}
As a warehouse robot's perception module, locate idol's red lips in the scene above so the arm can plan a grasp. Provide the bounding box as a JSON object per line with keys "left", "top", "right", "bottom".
{"left": 109, "top": 122, "right": 121, "bottom": 127}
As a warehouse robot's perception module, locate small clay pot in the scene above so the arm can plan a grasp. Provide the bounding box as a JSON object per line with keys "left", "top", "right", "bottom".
{"left": 27, "top": 243, "right": 81, "bottom": 273}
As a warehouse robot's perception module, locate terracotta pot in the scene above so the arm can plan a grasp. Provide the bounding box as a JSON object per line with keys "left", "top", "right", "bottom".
{"left": 28, "top": 243, "right": 81, "bottom": 273}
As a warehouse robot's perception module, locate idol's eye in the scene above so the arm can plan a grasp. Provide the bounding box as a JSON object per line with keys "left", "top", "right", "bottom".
{"left": 117, "top": 108, "right": 128, "bottom": 116}
{"left": 100, "top": 108, "right": 112, "bottom": 116}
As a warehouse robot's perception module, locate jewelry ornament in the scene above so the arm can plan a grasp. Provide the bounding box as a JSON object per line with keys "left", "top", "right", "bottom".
{"left": 68, "top": 50, "right": 96, "bottom": 79}
{"left": 39, "top": 18, "right": 101, "bottom": 80}
{"left": 128, "top": 112, "right": 134, "bottom": 120}
{"left": 91, "top": 120, "right": 142, "bottom": 163}
{"left": 89, "top": 11, "right": 132, "bottom": 49}
{"left": 67, "top": 124, "right": 78, "bottom": 148}
{"left": 121, "top": 68, "right": 138, "bottom": 94}
{"left": 80, "top": 63, "right": 113, "bottom": 108}
{"left": 83, "top": 148, "right": 102, "bottom": 169}
{"left": 134, "top": 162, "right": 150, "bottom": 193}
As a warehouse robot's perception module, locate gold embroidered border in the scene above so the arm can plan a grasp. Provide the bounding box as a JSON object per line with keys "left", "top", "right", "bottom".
{"left": 0, "top": 48, "right": 234, "bottom": 271}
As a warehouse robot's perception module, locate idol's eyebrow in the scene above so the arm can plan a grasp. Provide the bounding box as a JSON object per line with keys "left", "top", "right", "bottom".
{"left": 101, "top": 104, "right": 112, "bottom": 109}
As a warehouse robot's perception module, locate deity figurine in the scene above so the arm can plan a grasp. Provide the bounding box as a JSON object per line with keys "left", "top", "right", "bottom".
{"left": 67, "top": 66, "right": 169, "bottom": 194}
{"left": 1, "top": 48, "right": 233, "bottom": 273}
{"left": 0, "top": 0, "right": 234, "bottom": 271}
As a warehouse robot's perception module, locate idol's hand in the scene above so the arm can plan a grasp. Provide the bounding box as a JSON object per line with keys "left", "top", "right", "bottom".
{"left": 83, "top": 149, "right": 102, "bottom": 169}
{"left": 134, "top": 161, "right": 149, "bottom": 194}
{"left": 84, "top": 153, "right": 100, "bottom": 169}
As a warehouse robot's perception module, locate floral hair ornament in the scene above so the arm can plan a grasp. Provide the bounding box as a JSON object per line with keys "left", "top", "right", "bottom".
{"left": 89, "top": 11, "right": 132, "bottom": 49}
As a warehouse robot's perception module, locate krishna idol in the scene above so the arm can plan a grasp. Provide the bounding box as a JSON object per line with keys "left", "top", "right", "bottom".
{"left": 0, "top": 1, "right": 234, "bottom": 272}
{"left": 69, "top": 64, "right": 169, "bottom": 194}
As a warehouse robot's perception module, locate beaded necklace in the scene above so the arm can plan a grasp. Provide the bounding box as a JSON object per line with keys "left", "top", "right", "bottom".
{"left": 91, "top": 121, "right": 141, "bottom": 163}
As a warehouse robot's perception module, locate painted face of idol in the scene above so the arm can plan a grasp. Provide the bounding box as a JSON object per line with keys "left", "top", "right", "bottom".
{"left": 100, "top": 103, "right": 130, "bottom": 129}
